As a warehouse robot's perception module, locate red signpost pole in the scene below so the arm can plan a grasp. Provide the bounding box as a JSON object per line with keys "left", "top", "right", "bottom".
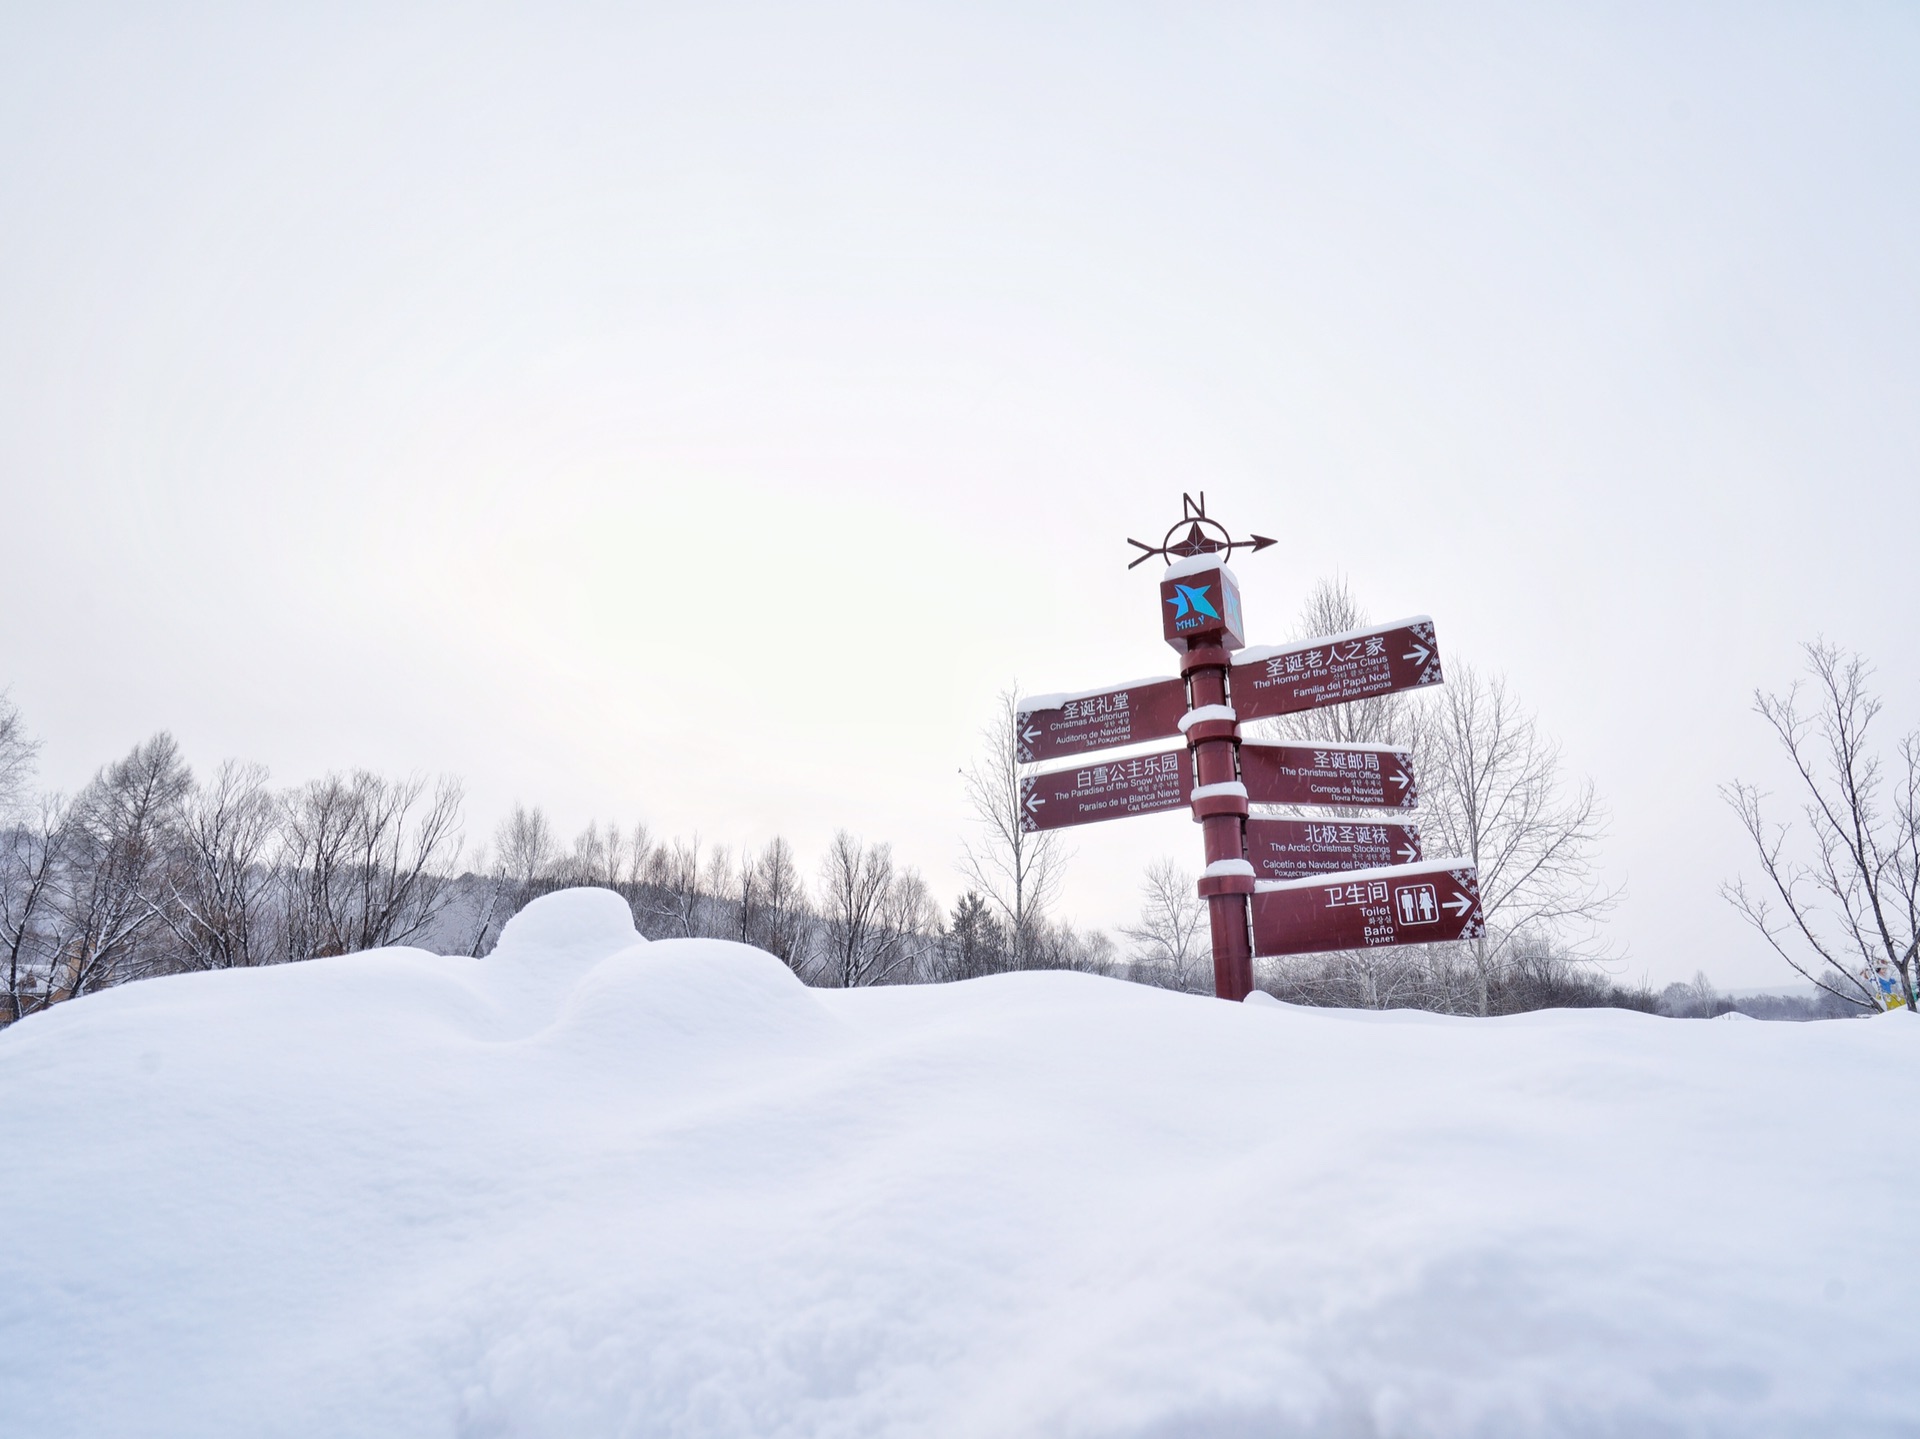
{"left": 1183, "top": 640, "right": 1255, "bottom": 1001}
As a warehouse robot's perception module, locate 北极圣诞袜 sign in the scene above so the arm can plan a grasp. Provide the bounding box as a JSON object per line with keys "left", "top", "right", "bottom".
{"left": 1244, "top": 818, "right": 1421, "bottom": 881}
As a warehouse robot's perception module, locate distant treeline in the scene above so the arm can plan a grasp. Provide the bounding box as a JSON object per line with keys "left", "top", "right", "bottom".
{"left": 0, "top": 699, "right": 1843, "bottom": 1027}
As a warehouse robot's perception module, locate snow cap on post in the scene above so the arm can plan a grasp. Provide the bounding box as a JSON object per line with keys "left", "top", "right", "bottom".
{"left": 1159, "top": 558, "right": 1244, "bottom": 651}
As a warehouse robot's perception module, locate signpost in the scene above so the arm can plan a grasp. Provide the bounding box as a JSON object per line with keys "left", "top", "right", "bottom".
{"left": 1015, "top": 678, "right": 1187, "bottom": 765}
{"left": 1012, "top": 492, "right": 1481, "bottom": 1000}
{"left": 1251, "top": 862, "right": 1484, "bottom": 957}
{"left": 1239, "top": 742, "right": 1417, "bottom": 810}
{"left": 1244, "top": 818, "right": 1421, "bottom": 881}
{"left": 1019, "top": 750, "right": 1188, "bottom": 831}
{"left": 1231, "top": 620, "right": 1443, "bottom": 721}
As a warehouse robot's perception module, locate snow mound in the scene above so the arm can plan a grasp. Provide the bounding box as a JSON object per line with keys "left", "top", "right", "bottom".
{"left": 2, "top": 890, "right": 1916, "bottom": 1438}
{"left": 492, "top": 883, "right": 644, "bottom": 962}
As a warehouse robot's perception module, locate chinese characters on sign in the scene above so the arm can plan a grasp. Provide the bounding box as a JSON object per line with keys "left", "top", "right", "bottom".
{"left": 1250, "top": 862, "right": 1484, "bottom": 957}
{"left": 1230, "top": 619, "right": 1443, "bottom": 721}
{"left": 1015, "top": 678, "right": 1187, "bottom": 765}
{"left": 1243, "top": 818, "right": 1421, "bottom": 881}
{"left": 1237, "top": 742, "right": 1417, "bottom": 810}
{"left": 1019, "top": 749, "right": 1189, "bottom": 832}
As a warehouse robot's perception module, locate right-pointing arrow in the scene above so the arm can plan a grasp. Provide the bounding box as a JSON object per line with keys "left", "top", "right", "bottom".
{"left": 1402, "top": 641, "right": 1432, "bottom": 665}
{"left": 1443, "top": 892, "right": 1474, "bottom": 918}
{"left": 1397, "top": 843, "right": 1419, "bottom": 862}
{"left": 1390, "top": 769, "right": 1410, "bottom": 791}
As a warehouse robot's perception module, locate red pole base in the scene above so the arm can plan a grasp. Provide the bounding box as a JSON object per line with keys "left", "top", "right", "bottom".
{"left": 1207, "top": 892, "right": 1254, "bottom": 1001}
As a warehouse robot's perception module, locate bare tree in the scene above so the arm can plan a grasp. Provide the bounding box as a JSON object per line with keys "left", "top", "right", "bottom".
{"left": 278, "top": 770, "right": 463, "bottom": 958}
{"left": 2, "top": 795, "right": 71, "bottom": 1023}
{"left": 962, "top": 688, "right": 1065, "bottom": 964}
{"left": 643, "top": 834, "right": 709, "bottom": 938}
{"left": 0, "top": 691, "right": 37, "bottom": 817}
{"left": 819, "top": 830, "right": 907, "bottom": 987}
{"left": 51, "top": 734, "right": 193, "bottom": 999}
{"left": 1026, "top": 919, "right": 1116, "bottom": 975}
{"left": 560, "top": 818, "right": 652, "bottom": 891}
{"left": 464, "top": 802, "right": 561, "bottom": 955}
{"left": 159, "top": 760, "right": 279, "bottom": 970}
{"left": 1255, "top": 576, "right": 1406, "bottom": 747}
{"left": 1723, "top": 641, "right": 1919, "bottom": 1013}
{"left": 1657, "top": 970, "right": 1731, "bottom": 1019}
{"left": 1122, "top": 858, "right": 1210, "bottom": 991}
{"left": 876, "top": 867, "right": 940, "bottom": 983}
{"left": 743, "top": 837, "right": 811, "bottom": 972}
{"left": 1410, "top": 664, "right": 1616, "bottom": 1015}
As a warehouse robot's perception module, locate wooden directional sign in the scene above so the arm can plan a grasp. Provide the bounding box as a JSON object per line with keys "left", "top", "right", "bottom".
{"left": 1251, "top": 860, "right": 1483, "bottom": 957}
{"left": 1239, "top": 742, "right": 1417, "bottom": 810}
{"left": 1019, "top": 749, "right": 1188, "bottom": 832}
{"left": 1245, "top": 819, "right": 1421, "bottom": 882}
{"left": 1015, "top": 678, "right": 1188, "bottom": 765}
{"left": 1232, "top": 618, "right": 1443, "bottom": 721}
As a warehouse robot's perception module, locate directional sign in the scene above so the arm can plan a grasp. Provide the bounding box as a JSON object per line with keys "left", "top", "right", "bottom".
{"left": 1018, "top": 749, "right": 1188, "bottom": 832}
{"left": 1231, "top": 618, "right": 1443, "bottom": 722}
{"left": 1239, "top": 742, "right": 1417, "bottom": 810}
{"left": 1251, "top": 860, "right": 1482, "bottom": 957}
{"left": 1015, "top": 678, "right": 1188, "bottom": 765}
{"left": 1244, "top": 819, "right": 1421, "bottom": 882}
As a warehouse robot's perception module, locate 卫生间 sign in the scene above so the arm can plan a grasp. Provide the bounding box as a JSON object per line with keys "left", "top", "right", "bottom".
{"left": 1251, "top": 861, "right": 1483, "bottom": 957}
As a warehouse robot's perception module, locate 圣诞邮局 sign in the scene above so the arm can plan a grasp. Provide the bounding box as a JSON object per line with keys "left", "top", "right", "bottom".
{"left": 1243, "top": 818, "right": 1421, "bottom": 881}
{"left": 1015, "top": 678, "right": 1188, "bottom": 765}
{"left": 1018, "top": 749, "right": 1189, "bottom": 831}
{"left": 1237, "top": 742, "right": 1417, "bottom": 810}
{"left": 1231, "top": 619, "right": 1442, "bottom": 721}
{"left": 1251, "top": 860, "right": 1482, "bottom": 956}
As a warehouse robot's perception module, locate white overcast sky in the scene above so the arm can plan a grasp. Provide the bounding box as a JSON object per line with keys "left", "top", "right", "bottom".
{"left": 3, "top": 4, "right": 1916, "bottom": 987}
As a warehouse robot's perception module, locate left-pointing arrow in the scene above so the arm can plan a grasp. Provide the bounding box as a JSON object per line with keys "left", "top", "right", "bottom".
{"left": 1021, "top": 725, "right": 1042, "bottom": 744}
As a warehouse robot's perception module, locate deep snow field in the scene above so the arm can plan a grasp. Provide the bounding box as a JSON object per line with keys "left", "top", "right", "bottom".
{"left": 1, "top": 889, "right": 1913, "bottom": 1439}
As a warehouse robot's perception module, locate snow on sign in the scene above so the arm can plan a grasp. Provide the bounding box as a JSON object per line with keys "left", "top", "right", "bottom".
{"left": 1231, "top": 618, "right": 1443, "bottom": 721}
{"left": 1244, "top": 819, "right": 1421, "bottom": 882}
{"left": 1019, "top": 749, "right": 1188, "bottom": 832}
{"left": 1251, "top": 860, "right": 1483, "bottom": 956}
{"left": 1238, "top": 742, "right": 1417, "bottom": 810}
{"left": 1014, "top": 678, "right": 1187, "bottom": 765}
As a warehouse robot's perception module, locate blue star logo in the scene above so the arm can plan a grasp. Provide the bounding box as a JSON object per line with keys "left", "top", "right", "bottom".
{"left": 1167, "top": 584, "right": 1219, "bottom": 621}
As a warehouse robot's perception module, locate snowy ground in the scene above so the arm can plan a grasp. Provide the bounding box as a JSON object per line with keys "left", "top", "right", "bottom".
{"left": 1, "top": 889, "right": 1912, "bottom": 1438}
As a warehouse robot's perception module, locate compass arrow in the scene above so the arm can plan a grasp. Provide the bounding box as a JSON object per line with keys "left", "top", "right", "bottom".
{"left": 1444, "top": 892, "right": 1474, "bottom": 919}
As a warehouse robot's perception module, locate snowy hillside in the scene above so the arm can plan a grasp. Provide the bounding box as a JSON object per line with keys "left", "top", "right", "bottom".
{"left": 1, "top": 889, "right": 1912, "bottom": 1438}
